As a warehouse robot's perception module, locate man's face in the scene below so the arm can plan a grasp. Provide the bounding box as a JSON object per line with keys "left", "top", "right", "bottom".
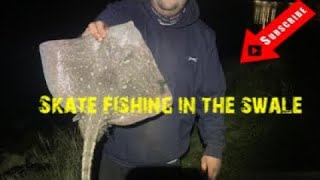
{"left": 151, "top": 0, "right": 188, "bottom": 17}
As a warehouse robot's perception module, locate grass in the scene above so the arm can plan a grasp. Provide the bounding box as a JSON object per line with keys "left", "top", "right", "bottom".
{"left": 0, "top": 129, "right": 82, "bottom": 180}
{"left": 0, "top": 122, "right": 279, "bottom": 180}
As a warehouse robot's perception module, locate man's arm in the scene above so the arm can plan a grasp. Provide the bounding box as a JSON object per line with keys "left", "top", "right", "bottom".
{"left": 83, "top": 0, "right": 131, "bottom": 40}
{"left": 196, "top": 30, "right": 226, "bottom": 179}
{"left": 94, "top": 0, "right": 131, "bottom": 27}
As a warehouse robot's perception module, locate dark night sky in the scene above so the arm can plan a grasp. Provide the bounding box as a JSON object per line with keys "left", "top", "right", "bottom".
{"left": 2, "top": 0, "right": 320, "bottom": 171}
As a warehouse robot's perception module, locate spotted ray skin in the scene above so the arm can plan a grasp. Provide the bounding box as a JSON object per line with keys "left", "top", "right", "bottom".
{"left": 39, "top": 21, "right": 172, "bottom": 180}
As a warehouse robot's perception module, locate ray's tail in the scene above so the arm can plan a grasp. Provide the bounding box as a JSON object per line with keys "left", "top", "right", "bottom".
{"left": 80, "top": 115, "right": 108, "bottom": 180}
{"left": 81, "top": 137, "right": 97, "bottom": 180}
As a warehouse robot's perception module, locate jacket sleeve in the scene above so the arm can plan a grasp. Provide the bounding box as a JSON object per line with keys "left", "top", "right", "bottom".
{"left": 196, "top": 31, "right": 226, "bottom": 159}
{"left": 95, "top": 0, "right": 131, "bottom": 26}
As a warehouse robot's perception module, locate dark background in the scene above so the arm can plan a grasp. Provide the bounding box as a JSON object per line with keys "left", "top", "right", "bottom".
{"left": 2, "top": 0, "right": 320, "bottom": 178}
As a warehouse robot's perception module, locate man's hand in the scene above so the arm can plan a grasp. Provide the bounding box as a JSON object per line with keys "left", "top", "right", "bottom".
{"left": 201, "top": 155, "right": 222, "bottom": 180}
{"left": 82, "top": 21, "right": 108, "bottom": 42}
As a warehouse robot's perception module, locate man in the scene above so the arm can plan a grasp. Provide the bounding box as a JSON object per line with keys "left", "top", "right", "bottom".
{"left": 83, "top": 0, "right": 226, "bottom": 179}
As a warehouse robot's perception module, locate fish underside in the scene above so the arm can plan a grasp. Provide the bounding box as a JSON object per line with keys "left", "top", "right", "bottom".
{"left": 39, "top": 21, "right": 172, "bottom": 180}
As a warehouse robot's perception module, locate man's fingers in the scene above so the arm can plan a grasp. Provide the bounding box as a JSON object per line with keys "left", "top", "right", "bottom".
{"left": 207, "top": 162, "right": 216, "bottom": 180}
{"left": 96, "top": 21, "right": 107, "bottom": 39}
{"left": 201, "top": 158, "right": 207, "bottom": 172}
{"left": 201, "top": 156, "right": 221, "bottom": 180}
{"left": 88, "top": 22, "right": 101, "bottom": 41}
{"left": 83, "top": 21, "right": 108, "bottom": 41}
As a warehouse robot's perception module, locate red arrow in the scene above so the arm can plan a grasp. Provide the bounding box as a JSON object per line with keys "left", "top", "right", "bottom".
{"left": 241, "top": 0, "right": 316, "bottom": 63}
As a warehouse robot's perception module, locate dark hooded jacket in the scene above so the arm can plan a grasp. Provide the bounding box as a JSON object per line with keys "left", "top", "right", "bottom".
{"left": 96, "top": 0, "right": 226, "bottom": 166}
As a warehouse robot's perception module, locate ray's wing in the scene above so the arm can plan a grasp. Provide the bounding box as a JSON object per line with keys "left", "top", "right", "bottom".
{"left": 39, "top": 21, "right": 172, "bottom": 180}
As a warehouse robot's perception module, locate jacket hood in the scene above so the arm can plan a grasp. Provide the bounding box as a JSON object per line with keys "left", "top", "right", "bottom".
{"left": 143, "top": 0, "right": 200, "bottom": 28}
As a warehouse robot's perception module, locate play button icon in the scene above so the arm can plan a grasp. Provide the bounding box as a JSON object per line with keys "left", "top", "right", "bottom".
{"left": 248, "top": 45, "right": 262, "bottom": 56}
